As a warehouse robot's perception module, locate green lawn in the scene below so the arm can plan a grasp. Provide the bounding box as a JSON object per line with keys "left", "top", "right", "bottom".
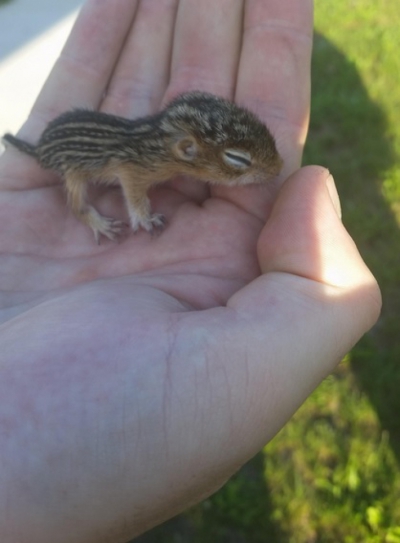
{"left": 137, "top": 1, "right": 400, "bottom": 541}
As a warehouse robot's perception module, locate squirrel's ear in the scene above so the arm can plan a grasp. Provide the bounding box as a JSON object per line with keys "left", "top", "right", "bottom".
{"left": 173, "top": 136, "right": 198, "bottom": 161}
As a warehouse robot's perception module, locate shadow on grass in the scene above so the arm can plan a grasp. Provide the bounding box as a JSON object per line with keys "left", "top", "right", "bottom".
{"left": 133, "top": 34, "right": 399, "bottom": 542}
{"left": 304, "top": 33, "right": 400, "bottom": 459}
{"left": 134, "top": 453, "right": 286, "bottom": 543}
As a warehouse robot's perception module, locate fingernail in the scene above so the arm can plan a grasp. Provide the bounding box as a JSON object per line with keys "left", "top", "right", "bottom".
{"left": 326, "top": 173, "right": 342, "bottom": 219}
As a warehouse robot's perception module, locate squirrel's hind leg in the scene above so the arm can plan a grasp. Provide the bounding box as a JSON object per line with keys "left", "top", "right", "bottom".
{"left": 64, "top": 171, "right": 125, "bottom": 243}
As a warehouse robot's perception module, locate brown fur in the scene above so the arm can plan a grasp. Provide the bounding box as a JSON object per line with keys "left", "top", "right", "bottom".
{"left": 3, "top": 92, "right": 283, "bottom": 242}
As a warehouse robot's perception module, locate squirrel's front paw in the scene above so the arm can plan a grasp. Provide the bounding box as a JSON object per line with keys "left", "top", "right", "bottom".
{"left": 129, "top": 211, "right": 166, "bottom": 234}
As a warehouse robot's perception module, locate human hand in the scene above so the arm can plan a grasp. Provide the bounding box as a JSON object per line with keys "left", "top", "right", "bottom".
{"left": 0, "top": 1, "right": 380, "bottom": 542}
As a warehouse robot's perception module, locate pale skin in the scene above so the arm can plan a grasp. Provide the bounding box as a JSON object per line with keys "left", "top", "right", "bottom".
{"left": 0, "top": 1, "right": 381, "bottom": 542}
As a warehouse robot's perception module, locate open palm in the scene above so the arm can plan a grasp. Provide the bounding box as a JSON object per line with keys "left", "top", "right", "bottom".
{"left": 0, "top": 2, "right": 380, "bottom": 543}
{"left": 1, "top": 0, "right": 310, "bottom": 313}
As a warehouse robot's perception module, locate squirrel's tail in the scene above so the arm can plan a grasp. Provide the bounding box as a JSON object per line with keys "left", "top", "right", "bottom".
{"left": 2, "top": 133, "right": 37, "bottom": 157}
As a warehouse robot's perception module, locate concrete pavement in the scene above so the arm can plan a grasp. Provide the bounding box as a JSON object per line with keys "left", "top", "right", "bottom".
{"left": 0, "top": 0, "right": 82, "bottom": 137}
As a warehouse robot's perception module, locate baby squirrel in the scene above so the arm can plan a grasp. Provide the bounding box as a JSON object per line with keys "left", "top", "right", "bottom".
{"left": 3, "top": 91, "right": 283, "bottom": 242}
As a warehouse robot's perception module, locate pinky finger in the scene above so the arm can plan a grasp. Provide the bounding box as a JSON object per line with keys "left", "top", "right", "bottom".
{"left": 19, "top": 0, "right": 140, "bottom": 141}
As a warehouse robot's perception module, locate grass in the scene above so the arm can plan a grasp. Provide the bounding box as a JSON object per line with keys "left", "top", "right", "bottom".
{"left": 136, "top": 1, "right": 400, "bottom": 541}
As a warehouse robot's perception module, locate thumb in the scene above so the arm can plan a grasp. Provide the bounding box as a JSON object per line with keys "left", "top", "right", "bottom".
{"left": 224, "top": 166, "right": 381, "bottom": 447}
{"left": 257, "top": 165, "right": 377, "bottom": 293}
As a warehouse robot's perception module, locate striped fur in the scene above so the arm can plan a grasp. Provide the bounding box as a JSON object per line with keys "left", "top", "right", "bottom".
{"left": 2, "top": 92, "right": 282, "bottom": 241}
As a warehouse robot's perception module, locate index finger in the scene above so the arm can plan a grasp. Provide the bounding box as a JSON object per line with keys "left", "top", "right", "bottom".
{"left": 213, "top": 0, "right": 313, "bottom": 219}
{"left": 238, "top": 0, "right": 313, "bottom": 173}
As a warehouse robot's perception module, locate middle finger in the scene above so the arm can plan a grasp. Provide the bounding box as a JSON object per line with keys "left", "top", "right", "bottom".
{"left": 165, "top": 0, "right": 245, "bottom": 101}
{"left": 162, "top": 0, "right": 245, "bottom": 201}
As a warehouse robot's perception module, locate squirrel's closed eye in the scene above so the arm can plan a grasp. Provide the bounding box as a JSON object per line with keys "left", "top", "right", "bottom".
{"left": 222, "top": 149, "right": 252, "bottom": 169}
